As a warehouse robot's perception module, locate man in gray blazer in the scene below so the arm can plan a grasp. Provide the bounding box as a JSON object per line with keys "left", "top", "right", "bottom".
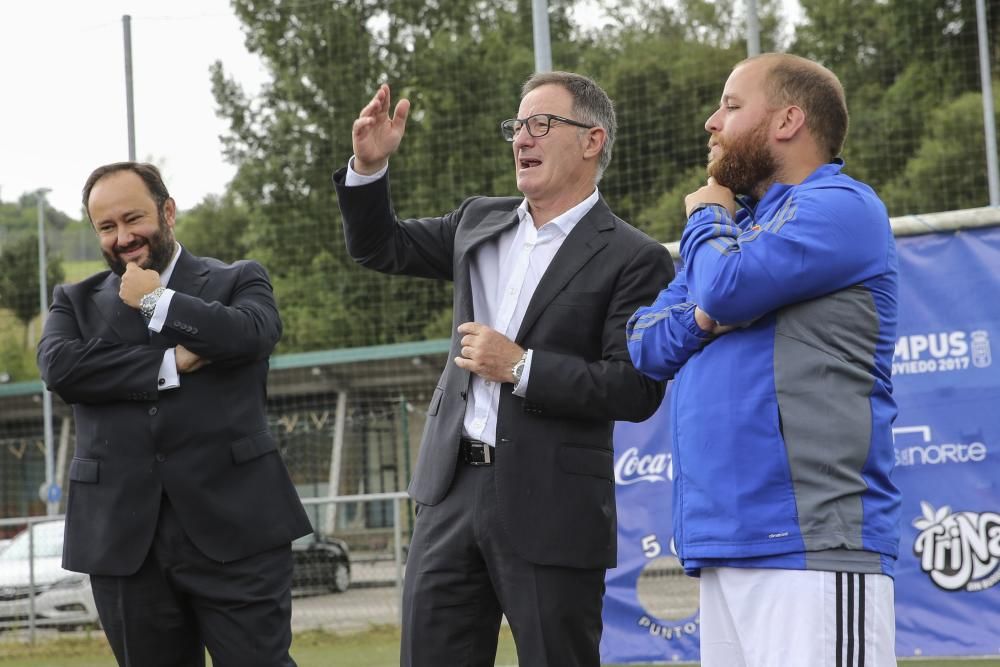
{"left": 335, "top": 72, "right": 674, "bottom": 667}
{"left": 37, "top": 162, "right": 312, "bottom": 667}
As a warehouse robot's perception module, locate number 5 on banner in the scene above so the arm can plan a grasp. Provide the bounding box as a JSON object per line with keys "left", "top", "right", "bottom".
{"left": 641, "top": 534, "right": 661, "bottom": 559}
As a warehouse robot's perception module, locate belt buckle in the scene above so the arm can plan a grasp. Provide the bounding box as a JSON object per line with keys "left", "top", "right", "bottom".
{"left": 465, "top": 440, "right": 493, "bottom": 466}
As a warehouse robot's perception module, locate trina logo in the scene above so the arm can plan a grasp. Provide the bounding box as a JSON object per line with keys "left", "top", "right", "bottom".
{"left": 912, "top": 502, "right": 1000, "bottom": 592}
{"left": 614, "top": 447, "right": 672, "bottom": 485}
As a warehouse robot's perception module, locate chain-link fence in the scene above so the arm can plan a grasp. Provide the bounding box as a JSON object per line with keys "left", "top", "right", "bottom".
{"left": 1, "top": 0, "right": 998, "bottom": 644}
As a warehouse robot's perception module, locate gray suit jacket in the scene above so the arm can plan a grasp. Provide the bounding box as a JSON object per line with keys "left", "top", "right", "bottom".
{"left": 335, "top": 171, "right": 673, "bottom": 568}
{"left": 37, "top": 249, "right": 312, "bottom": 575}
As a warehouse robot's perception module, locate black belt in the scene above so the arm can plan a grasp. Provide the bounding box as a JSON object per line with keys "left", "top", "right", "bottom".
{"left": 459, "top": 437, "right": 494, "bottom": 465}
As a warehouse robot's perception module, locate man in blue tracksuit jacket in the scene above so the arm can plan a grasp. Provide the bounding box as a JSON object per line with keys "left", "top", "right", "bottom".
{"left": 627, "top": 53, "right": 901, "bottom": 666}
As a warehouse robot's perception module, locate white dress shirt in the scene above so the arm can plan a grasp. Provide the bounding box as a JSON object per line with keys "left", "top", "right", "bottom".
{"left": 343, "top": 159, "right": 599, "bottom": 447}
{"left": 146, "top": 242, "right": 182, "bottom": 391}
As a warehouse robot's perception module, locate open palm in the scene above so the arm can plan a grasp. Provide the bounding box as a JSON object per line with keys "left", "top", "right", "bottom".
{"left": 352, "top": 83, "right": 411, "bottom": 174}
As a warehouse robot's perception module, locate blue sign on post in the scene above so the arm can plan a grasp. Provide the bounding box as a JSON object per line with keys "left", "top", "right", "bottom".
{"left": 46, "top": 483, "right": 61, "bottom": 504}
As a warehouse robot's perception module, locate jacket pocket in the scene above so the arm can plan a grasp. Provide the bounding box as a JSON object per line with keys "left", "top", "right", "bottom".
{"left": 427, "top": 387, "right": 444, "bottom": 417}
{"left": 231, "top": 431, "right": 279, "bottom": 464}
{"left": 557, "top": 444, "right": 613, "bottom": 480}
{"left": 69, "top": 457, "right": 100, "bottom": 484}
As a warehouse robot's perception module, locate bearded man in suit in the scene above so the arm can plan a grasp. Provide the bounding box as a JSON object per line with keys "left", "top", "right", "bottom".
{"left": 37, "top": 161, "right": 312, "bottom": 667}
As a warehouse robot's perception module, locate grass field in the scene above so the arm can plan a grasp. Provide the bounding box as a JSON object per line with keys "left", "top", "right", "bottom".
{"left": 60, "top": 260, "right": 104, "bottom": 284}
{"left": 0, "top": 627, "right": 997, "bottom": 666}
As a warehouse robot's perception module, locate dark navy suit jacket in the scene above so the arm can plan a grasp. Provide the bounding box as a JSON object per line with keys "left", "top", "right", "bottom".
{"left": 38, "top": 249, "right": 311, "bottom": 575}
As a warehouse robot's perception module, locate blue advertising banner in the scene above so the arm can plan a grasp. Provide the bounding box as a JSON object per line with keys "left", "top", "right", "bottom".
{"left": 602, "top": 225, "right": 1000, "bottom": 663}
{"left": 601, "top": 400, "right": 700, "bottom": 663}
{"left": 890, "top": 226, "right": 1000, "bottom": 658}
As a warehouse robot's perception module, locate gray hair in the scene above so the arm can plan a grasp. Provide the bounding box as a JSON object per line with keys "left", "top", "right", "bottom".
{"left": 522, "top": 71, "right": 617, "bottom": 182}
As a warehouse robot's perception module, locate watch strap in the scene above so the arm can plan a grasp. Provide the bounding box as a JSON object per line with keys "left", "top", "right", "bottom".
{"left": 511, "top": 350, "right": 528, "bottom": 384}
{"left": 140, "top": 286, "right": 166, "bottom": 321}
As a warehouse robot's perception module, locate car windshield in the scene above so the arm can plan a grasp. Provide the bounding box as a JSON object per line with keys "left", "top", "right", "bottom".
{"left": 0, "top": 521, "right": 64, "bottom": 561}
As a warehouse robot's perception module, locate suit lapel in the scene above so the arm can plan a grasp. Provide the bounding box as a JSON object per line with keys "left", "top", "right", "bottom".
{"left": 459, "top": 208, "right": 521, "bottom": 254}
{"left": 89, "top": 248, "right": 210, "bottom": 346}
{"left": 150, "top": 248, "right": 209, "bottom": 346}
{"left": 165, "top": 248, "right": 209, "bottom": 298}
{"left": 455, "top": 208, "right": 520, "bottom": 323}
{"left": 91, "top": 274, "right": 149, "bottom": 344}
{"left": 515, "top": 198, "right": 613, "bottom": 342}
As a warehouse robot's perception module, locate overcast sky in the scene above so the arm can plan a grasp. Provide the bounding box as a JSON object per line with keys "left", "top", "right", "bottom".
{"left": 0, "top": 0, "right": 266, "bottom": 217}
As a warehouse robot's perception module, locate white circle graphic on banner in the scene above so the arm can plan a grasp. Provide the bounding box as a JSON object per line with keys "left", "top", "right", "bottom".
{"left": 635, "top": 555, "right": 699, "bottom": 621}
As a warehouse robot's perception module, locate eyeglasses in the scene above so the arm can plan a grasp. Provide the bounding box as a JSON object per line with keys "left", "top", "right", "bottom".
{"left": 499, "top": 113, "right": 595, "bottom": 142}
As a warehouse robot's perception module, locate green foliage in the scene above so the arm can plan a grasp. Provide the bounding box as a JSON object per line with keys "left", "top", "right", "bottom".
{"left": 793, "top": 0, "right": 999, "bottom": 209}
{"left": 588, "top": 37, "right": 739, "bottom": 235}
{"left": 0, "top": 308, "right": 37, "bottom": 381}
{"left": 882, "top": 87, "right": 1000, "bottom": 215}
{"left": 175, "top": 193, "right": 254, "bottom": 263}
{"left": 0, "top": 234, "right": 65, "bottom": 334}
{"left": 211, "top": 0, "right": 582, "bottom": 352}
{"left": 636, "top": 164, "right": 710, "bottom": 243}
{"left": 0, "top": 337, "right": 37, "bottom": 381}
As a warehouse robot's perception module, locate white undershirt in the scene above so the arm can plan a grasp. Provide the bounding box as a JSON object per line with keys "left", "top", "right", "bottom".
{"left": 148, "top": 243, "right": 181, "bottom": 391}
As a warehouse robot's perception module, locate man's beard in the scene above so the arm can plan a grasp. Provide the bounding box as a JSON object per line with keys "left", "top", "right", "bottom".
{"left": 103, "top": 212, "right": 175, "bottom": 276}
{"left": 708, "top": 118, "right": 777, "bottom": 197}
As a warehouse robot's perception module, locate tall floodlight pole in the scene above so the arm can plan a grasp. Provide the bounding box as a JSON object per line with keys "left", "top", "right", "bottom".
{"left": 976, "top": 0, "right": 999, "bottom": 206}
{"left": 123, "top": 15, "right": 136, "bottom": 160}
{"left": 37, "top": 189, "right": 57, "bottom": 515}
{"left": 532, "top": 0, "right": 552, "bottom": 73}
{"left": 746, "top": 0, "right": 761, "bottom": 57}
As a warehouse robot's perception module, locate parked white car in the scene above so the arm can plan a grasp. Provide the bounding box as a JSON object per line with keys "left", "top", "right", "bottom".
{"left": 0, "top": 519, "right": 99, "bottom": 630}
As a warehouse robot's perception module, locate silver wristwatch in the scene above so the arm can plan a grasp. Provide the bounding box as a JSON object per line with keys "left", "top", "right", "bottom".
{"left": 511, "top": 350, "right": 528, "bottom": 384}
{"left": 139, "top": 287, "right": 166, "bottom": 320}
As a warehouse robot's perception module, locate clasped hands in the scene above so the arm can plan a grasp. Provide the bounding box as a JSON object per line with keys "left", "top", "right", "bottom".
{"left": 454, "top": 322, "right": 524, "bottom": 384}
{"left": 118, "top": 261, "right": 207, "bottom": 374}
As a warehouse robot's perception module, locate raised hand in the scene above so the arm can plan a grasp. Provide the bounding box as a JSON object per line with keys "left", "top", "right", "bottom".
{"left": 352, "top": 84, "right": 411, "bottom": 175}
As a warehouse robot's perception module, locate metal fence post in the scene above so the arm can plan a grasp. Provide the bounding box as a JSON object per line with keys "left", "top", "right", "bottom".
{"left": 976, "top": 0, "right": 999, "bottom": 206}
{"left": 27, "top": 521, "right": 36, "bottom": 643}
{"left": 393, "top": 496, "right": 403, "bottom": 625}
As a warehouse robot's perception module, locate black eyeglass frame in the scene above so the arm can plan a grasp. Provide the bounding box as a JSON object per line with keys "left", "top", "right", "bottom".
{"left": 499, "top": 113, "right": 596, "bottom": 142}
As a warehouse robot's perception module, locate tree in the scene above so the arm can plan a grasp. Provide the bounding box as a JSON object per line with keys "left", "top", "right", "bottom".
{"left": 0, "top": 234, "right": 65, "bottom": 346}
{"left": 212, "top": 0, "right": 579, "bottom": 352}
{"left": 175, "top": 194, "right": 254, "bottom": 263}
{"left": 881, "top": 87, "right": 1000, "bottom": 215}
{"left": 580, "top": 0, "right": 783, "bottom": 241}
{"left": 792, "top": 0, "right": 1000, "bottom": 197}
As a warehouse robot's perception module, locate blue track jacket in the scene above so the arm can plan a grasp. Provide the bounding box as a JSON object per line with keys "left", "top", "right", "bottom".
{"left": 627, "top": 160, "right": 901, "bottom": 576}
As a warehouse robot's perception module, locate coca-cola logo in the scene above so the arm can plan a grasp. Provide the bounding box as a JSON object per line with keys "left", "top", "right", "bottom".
{"left": 912, "top": 501, "right": 1000, "bottom": 592}
{"left": 614, "top": 447, "right": 672, "bottom": 485}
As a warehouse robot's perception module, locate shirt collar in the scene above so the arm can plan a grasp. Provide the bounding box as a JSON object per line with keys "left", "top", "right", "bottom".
{"left": 159, "top": 242, "right": 182, "bottom": 287}
{"left": 516, "top": 188, "right": 600, "bottom": 237}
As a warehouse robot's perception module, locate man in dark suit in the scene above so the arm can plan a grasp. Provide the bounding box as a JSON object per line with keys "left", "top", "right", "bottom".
{"left": 37, "top": 162, "right": 312, "bottom": 667}
{"left": 335, "top": 72, "right": 674, "bottom": 667}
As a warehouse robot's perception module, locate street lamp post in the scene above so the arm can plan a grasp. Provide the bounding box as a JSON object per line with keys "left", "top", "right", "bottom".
{"left": 36, "top": 189, "right": 57, "bottom": 515}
